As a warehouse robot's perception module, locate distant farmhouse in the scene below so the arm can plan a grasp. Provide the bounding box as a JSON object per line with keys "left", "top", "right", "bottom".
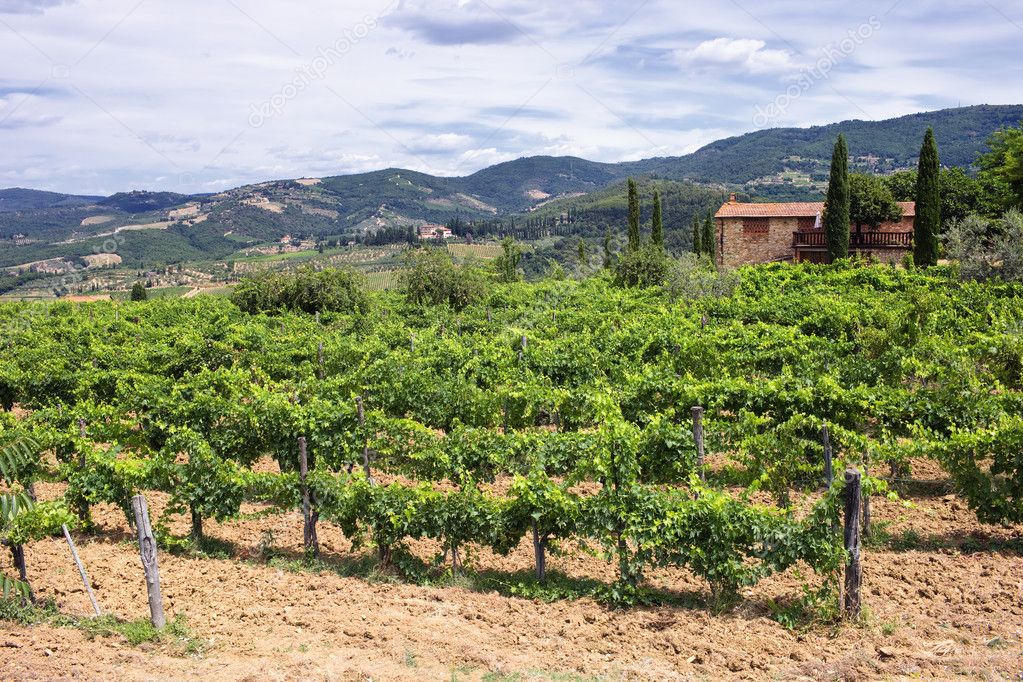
{"left": 418, "top": 224, "right": 453, "bottom": 240}
{"left": 714, "top": 194, "right": 915, "bottom": 268}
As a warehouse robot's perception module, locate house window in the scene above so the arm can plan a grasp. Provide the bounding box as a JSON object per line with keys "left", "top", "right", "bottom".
{"left": 797, "top": 217, "right": 817, "bottom": 231}
{"left": 742, "top": 217, "right": 770, "bottom": 235}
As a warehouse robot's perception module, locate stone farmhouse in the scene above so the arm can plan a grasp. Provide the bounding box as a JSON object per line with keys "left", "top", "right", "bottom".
{"left": 714, "top": 194, "right": 916, "bottom": 268}
{"left": 418, "top": 224, "right": 453, "bottom": 240}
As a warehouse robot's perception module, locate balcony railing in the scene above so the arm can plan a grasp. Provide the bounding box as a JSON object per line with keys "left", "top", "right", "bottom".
{"left": 793, "top": 230, "right": 912, "bottom": 249}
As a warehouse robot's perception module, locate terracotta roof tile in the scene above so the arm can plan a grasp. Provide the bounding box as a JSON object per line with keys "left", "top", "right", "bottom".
{"left": 715, "top": 200, "right": 915, "bottom": 219}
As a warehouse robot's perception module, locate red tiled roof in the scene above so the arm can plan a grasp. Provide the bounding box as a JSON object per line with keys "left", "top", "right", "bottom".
{"left": 715, "top": 200, "right": 915, "bottom": 219}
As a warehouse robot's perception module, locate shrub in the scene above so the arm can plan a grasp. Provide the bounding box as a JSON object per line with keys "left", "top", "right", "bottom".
{"left": 614, "top": 244, "right": 670, "bottom": 288}
{"left": 398, "top": 248, "right": 488, "bottom": 310}
{"left": 231, "top": 266, "right": 369, "bottom": 315}
{"left": 944, "top": 209, "right": 1023, "bottom": 282}
{"left": 664, "top": 254, "right": 739, "bottom": 301}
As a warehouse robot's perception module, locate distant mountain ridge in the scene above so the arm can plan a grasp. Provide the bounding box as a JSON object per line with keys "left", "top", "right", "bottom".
{"left": 1, "top": 104, "right": 1020, "bottom": 268}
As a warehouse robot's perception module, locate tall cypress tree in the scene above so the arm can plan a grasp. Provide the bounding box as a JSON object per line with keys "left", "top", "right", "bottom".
{"left": 823, "top": 134, "right": 851, "bottom": 262}
{"left": 627, "top": 178, "right": 641, "bottom": 252}
{"left": 702, "top": 212, "right": 716, "bottom": 262}
{"left": 692, "top": 215, "right": 703, "bottom": 255}
{"left": 603, "top": 227, "right": 613, "bottom": 269}
{"left": 651, "top": 190, "right": 664, "bottom": 247}
{"left": 914, "top": 127, "right": 941, "bottom": 267}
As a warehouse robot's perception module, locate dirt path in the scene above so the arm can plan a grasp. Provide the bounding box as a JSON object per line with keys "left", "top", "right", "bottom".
{"left": 2, "top": 470, "right": 1022, "bottom": 681}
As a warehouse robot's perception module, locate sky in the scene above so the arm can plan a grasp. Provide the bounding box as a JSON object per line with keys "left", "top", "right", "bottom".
{"left": 0, "top": 0, "right": 1021, "bottom": 195}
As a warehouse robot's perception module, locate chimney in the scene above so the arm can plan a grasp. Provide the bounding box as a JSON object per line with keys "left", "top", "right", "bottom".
{"left": 728, "top": 193, "right": 737, "bottom": 203}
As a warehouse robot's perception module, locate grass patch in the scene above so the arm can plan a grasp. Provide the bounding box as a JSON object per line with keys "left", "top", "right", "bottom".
{"left": 766, "top": 579, "right": 840, "bottom": 632}
{"left": 0, "top": 598, "right": 205, "bottom": 655}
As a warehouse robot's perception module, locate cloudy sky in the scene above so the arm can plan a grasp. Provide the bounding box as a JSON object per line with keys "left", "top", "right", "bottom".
{"left": 1, "top": 0, "right": 1021, "bottom": 195}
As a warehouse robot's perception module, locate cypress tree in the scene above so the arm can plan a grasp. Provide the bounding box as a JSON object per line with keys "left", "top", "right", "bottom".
{"left": 651, "top": 190, "right": 664, "bottom": 247}
{"left": 692, "top": 215, "right": 703, "bottom": 255}
{"left": 627, "top": 178, "right": 640, "bottom": 252}
{"left": 130, "top": 282, "right": 148, "bottom": 302}
{"left": 702, "top": 212, "right": 716, "bottom": 262}
{"left": 823, "top": 134, "right": 851, "bottom": 262}
{"left": 914, "top": 127, "right": 941, "bottom": 267}
{"left": 602, "top": 227, "right": 613, "bottom": 269}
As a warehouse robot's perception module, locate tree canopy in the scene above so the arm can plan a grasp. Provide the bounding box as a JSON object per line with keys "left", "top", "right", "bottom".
{"left": 978, "top": 122, "right": 1023, "bottom": 211}
{"left": 849, "top": 174, "right": 903, "bottom": 230}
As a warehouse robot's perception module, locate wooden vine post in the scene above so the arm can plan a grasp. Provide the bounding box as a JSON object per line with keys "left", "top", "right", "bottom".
{"left": 691, "top": 406, "right": 705, "bottom": 480}
{"left": 862, "top": 451, "right": 872, "bottom": 537}
{"left": 298, "top": 436, "right": 319, "bottom": 558}
{"left": 130, "top": 494, "right": 165, "bottom": 628}
{"left": 317, "top": 342, "right": 324, "bottom": 380}
{"left": 62, "top": 524, "right": 101, "bottom": 616}
{"left": 843, "top": 468, "right": 863, "bottom": 619}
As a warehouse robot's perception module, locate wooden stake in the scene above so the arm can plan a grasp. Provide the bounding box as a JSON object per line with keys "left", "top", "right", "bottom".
{"left": 822, "top": 423, "right": 834, "bottom": 487}
{"left": 691, "top": 406, "right": 705, "bottom": 480}
{"left": 843, "top": 469, "right": 862, "bottom": 619}
{"left": 62, "top": 524, "right": 101, "bottom": 616}
{"left": 298, "top": 437, "right": 318, "bottom": 558}
{"left": 863, "top": 452, "right": 872, "bottom": 537}
{"left": 130, "top": 494, "right": 165, "bottom": 628}
{"left": 317, "top": 342, "right": 324, "bottom": 380}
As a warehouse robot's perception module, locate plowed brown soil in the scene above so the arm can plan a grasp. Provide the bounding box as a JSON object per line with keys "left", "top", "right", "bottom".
{"left": 2, "top": 462, "right": 1022, "bottom": 681}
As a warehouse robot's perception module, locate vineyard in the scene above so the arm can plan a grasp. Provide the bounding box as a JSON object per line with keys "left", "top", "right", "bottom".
{"left": 1, "top": 260, "right": 1022, "bottom": 679}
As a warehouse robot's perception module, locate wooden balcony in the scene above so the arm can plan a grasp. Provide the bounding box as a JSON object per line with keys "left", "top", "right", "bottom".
{"left": 793, "top": 230, "right": 912, "bottom": 249}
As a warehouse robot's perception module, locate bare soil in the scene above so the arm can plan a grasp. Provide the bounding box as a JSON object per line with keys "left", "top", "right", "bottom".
{"left": 2, "top": 462, "right": 1022, "bottom": 681}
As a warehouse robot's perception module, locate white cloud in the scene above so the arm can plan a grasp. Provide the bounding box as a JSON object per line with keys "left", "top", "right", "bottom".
{"left": 677, "top": 37, "right": 801, "bottom": 74}
{"left": 408, "top": 132, "right": 473, "bottom": 154}
{"left": 0, "top": 0, "right": 1019, "bottom": 194}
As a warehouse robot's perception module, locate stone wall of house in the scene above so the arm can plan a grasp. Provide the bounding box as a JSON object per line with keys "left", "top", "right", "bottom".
{"left": 717, "top": 216, "right": 797, "bottom": 269}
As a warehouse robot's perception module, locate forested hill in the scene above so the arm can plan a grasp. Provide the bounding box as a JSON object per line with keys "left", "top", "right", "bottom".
{"left": 0, "top": 104, "right": 1019, "bottom": 263}
{"left": 628, "top": 104, "right": 1023, "bottom": 186}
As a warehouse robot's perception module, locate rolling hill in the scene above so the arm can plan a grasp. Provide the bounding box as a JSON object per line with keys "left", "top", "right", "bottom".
{"left": 1, "top": 104, "right": 1020, "bottom": 270}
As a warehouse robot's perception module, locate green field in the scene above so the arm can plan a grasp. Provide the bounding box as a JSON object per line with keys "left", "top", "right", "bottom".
{"left": 447, "top": 243, "right": 503, "bottom": 260}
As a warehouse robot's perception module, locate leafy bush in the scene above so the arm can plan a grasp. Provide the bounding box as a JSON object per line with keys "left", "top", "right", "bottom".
{"left": 231, "top": 266, "right": 369, "bottom": 315}
{"left": 664, "top": 254, "right": 739, "bottom": 301}
{"left": 614, "top": 244, "right": 670, "bottom": 288}
{"left": 944, "top": 210, "right": 1023, "bottom": 282}
{"left": 398, "top": 248, "right": 488, "bottom": 309}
